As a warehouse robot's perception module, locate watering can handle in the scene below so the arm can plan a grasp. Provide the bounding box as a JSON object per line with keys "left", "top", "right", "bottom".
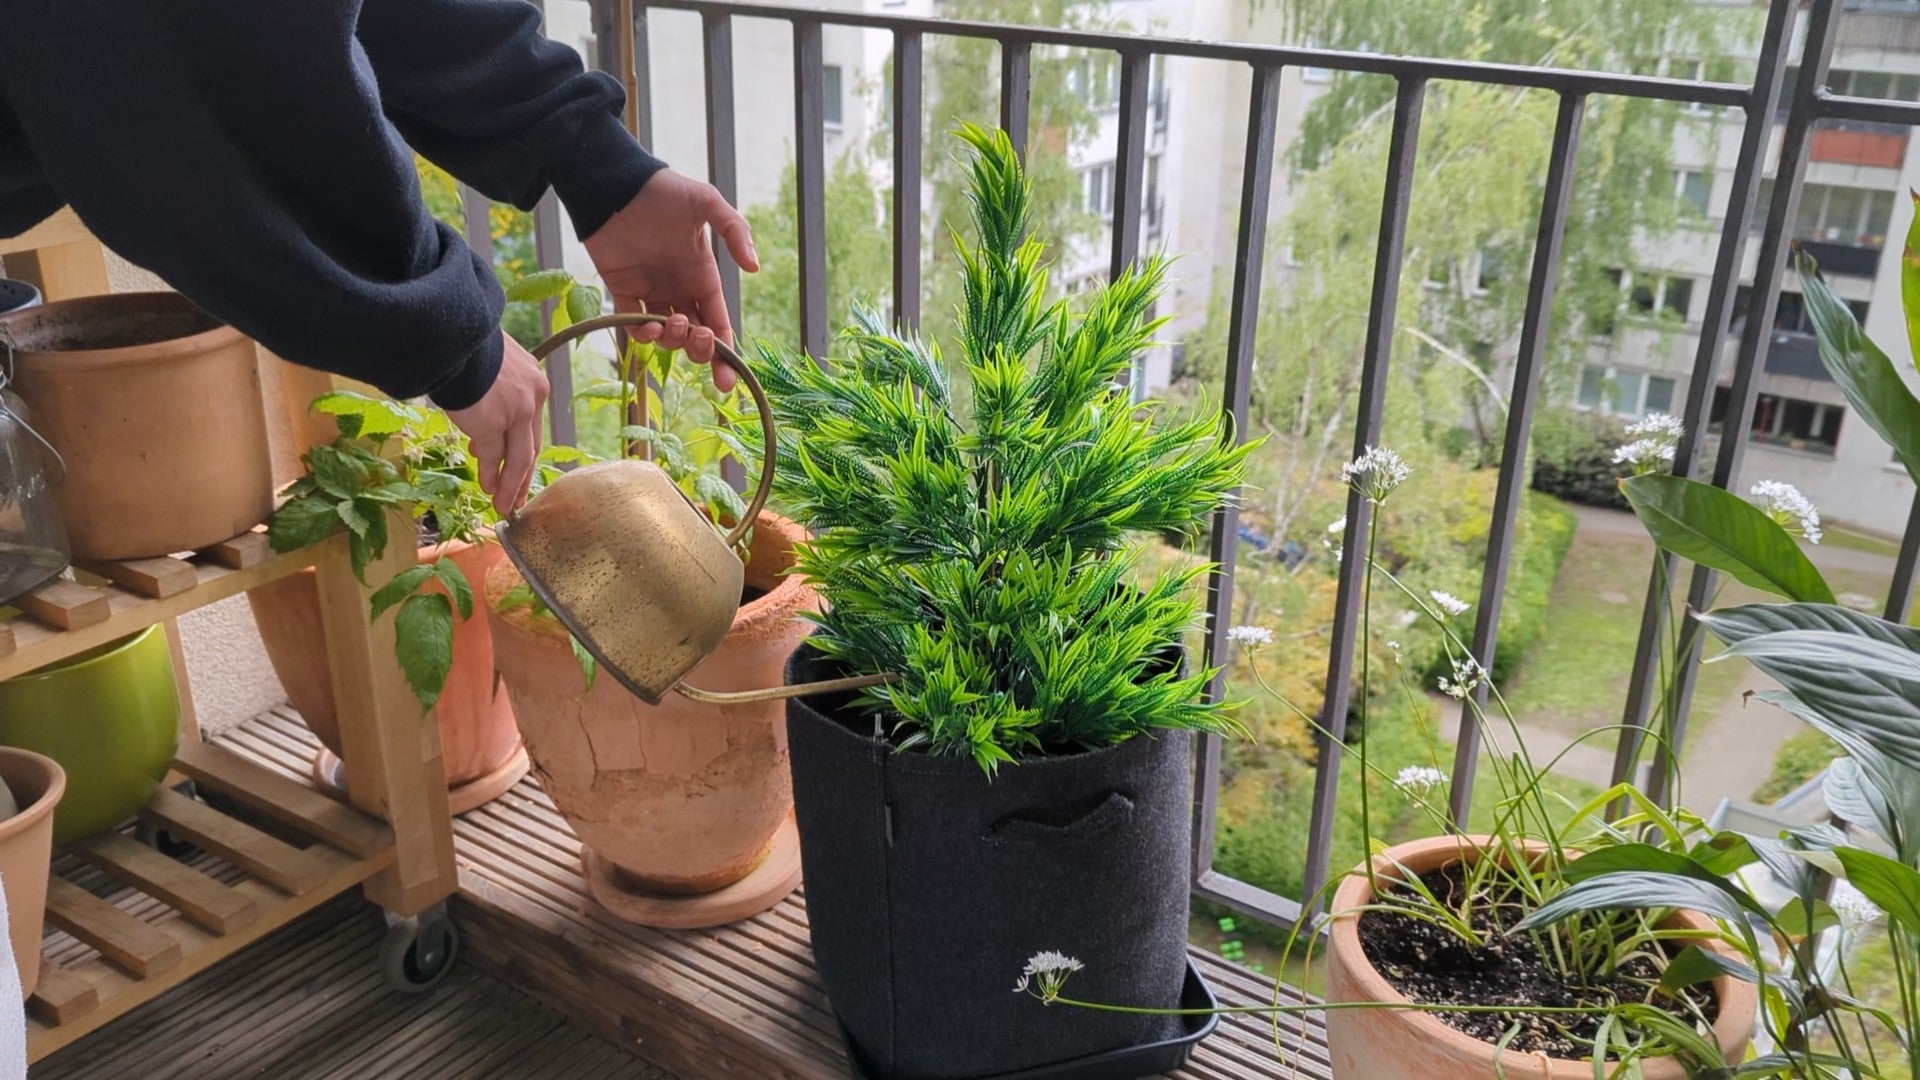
{"left": 530, "top": 312, "right": 775, "bottom": 551}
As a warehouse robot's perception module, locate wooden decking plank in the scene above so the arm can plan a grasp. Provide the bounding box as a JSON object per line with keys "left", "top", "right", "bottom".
{"left": 43, "top": 878, "right": 183, "bottom": 979}
{"left": 69, "top": 832, "right": 258, "bottom": 934}
{"left": 141, "top": 788, "right": 330, "bottom": 895}
{"left": 170, "top": 742, "right": 391, "bottom": 859}
{"left": 19, "top": 580, "right": 109, "bottom": 630}
{"left": 71, "top": 556, "right": 197, "bottom": 599}
{"left": 27, "top": 962, "right": 98, "bottom": 1026}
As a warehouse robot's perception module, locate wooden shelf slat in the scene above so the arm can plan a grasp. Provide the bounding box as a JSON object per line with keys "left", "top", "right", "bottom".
{"left": 27, "top": 962, "right": 99, "bottom": 1027}
{"left": 70, "top": 557, "right": 198, "bottom": 600}
{"left": 140, "top": 790, "right": 328, "bottom": 896}
{"left": 44, "top": 879, "right": 183, "bottom": 979}
{"left": 172, "top": 742, "right": 391, "bottom": 860}
{"left": 200, "top": 531, "right": 272, "bottom": 570}
{"left": 68, "top": 832, "right": 257, "bottom": 935}
{"left": 18, "top": 581, "right": 109, "bottom": 631}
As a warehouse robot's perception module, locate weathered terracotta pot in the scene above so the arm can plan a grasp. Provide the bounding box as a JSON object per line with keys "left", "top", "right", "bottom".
{"left": 0, "top": 292, "right": 273, "bottom": 559}
{"left": 1325, "top": 834, "right": 1756, "bottom": 1080}
{"left": 248, "top": 535, "right": 525, "bottom": 812}
{"left": 486, "top": 511, "right": 818, "bottom": 926}
{"left": 0, "top": 748, "right": 63, "bottom": 999}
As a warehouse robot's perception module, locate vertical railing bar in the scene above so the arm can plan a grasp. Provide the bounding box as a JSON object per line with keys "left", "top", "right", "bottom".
{"left": 1109, "top": 49, "right": 1151, "bottom": 283}
{"left": 628, "top": 0, "right": 652, "bottom": 147}
{"left": 1608, "top": 0, "right": 1803, "bottom": 799}
{"left": 1000, "top": 39, "right": 1032, "bottom": 160}
{"left": 1193, "top": 62, "right": 1283, "bottom": 883}
{"left": 1644, "top": 0, "right": 1842, "bottom": 805}
{"left": 1446, "top": 93, "right": 1587, "bottom": 826}
{"left": 1298, "top": 77, "right": 1427, "bottom": 918}
{"left": 701, "top": 10, "right": 745, "bottom": 489}
{"left": 534, "top": 192, "right": 577, "bottom": 447}
{"left": 1888, "top": 494, "right": 1920, "bottom": 622}
{"left": 459, "top": 186, "right": 495, "bottom": 265}
{"left": 793, "top": 18, "right": 830, "bottom": 360}
{"left": 893, "top": 30, "right": 925, "bottom": 332}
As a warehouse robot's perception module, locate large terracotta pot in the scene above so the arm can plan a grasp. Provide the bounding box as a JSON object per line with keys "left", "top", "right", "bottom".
{"left": 486, "top": 511, "right": 818, "bottom": 928}
{"left": 0, "top": 748, "right": 62, "bottom": 999}
{"left": 1325, "top": 834, "right": 1757, "bottom": 1080}
{"left": 0, "top": 625, "right": 179, "bottom": 844}
{"left": 0, "top": 292, "right": 273, "bottom": 559}
{"left": 248, "top": 535, "right": 525, "bottom": 813}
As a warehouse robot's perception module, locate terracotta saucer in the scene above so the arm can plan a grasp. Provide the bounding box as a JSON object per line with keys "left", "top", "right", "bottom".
{"left": 311, "top": 744, "right": 530, "bottom": 817}
{"left": 583, "top": 815, "right": 803, "bottom": 930}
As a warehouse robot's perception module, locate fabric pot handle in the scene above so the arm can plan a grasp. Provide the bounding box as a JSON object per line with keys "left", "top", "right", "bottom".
{"left": 984, "top": 791, "right": 1134, "bottom": 848}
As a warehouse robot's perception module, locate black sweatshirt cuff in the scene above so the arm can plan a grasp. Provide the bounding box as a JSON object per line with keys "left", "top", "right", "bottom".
{"left": 548, "top": 110, "right": 666, "bottom": 241}
{"left": 426, "top": 327, "right": 504, "bottom": 411}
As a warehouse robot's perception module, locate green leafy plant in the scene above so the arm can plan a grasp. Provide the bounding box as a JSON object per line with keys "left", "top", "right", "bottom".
{"left": 743, "top": 124, "right": 1251, "bottom": 772}
{"left": 268, "top": 391, "right": 582, "bottom": 708}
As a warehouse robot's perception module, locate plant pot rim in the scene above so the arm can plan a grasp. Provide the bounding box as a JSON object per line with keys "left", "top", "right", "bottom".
{"left": 3, "top": 291, "right": 243, "bottom": 368}
{"left": 0, "top": 748, "right": 66, "bottom": 844}
{"left": 1328, "top": 833, "right": 1758, "bottom": 1075}
{"left": 487, "top": 509, "right": 811, "bottom": 641}
{"left": 3, "top": 624, "right": 162, "bottom": 683}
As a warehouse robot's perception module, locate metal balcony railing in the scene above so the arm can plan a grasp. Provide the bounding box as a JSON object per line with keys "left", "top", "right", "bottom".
{"left": 474, "top": 0, "right": 1920, "bottom": 937}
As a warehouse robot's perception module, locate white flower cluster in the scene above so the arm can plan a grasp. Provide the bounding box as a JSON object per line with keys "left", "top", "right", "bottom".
{"left": 1429, "top": 590, "right": 1470, "bottom": 619}
{"left": 1438, "top": 656, "right": 1487, "bottom": 700}
{"left": 1227, "top": 625, "right": 1273, "bottom": 648}
{"left": 1834, "top": 892, "right": 1883, "bottom": 933}
{"left": 1613, "top": 413, "right": 1683, "bottom": 477}
{"left": 1751, "top": 480, "right": 1823, "bottom": 545}
{"left": 1394, "top": 765, "right": 1447, "bottom": 796}
{"left": 1342, "top": 446, "right": 1412, "bottom": 503}
{"left": 1013, "top": 951, "right": 1085, "bottom": 1001}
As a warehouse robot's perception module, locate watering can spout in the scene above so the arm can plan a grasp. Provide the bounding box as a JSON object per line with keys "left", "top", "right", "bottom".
{"left": 498, "top": 314, "right": 897, "bottom": 707}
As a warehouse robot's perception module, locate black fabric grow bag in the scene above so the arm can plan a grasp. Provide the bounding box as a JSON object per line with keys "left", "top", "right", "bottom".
{"left": 786, "top": 645, "right": 1195, "bottom": 1080}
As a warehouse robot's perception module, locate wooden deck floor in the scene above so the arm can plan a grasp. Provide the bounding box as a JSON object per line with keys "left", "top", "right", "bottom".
{"left": 34, "top": 892, "right": 671, "bottom": 1079}
{"left": 221, "top": 709, "right": 1330, "bottom": 1080}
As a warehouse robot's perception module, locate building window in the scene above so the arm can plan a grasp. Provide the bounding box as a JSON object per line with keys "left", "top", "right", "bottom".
{"left": 1578, "top": 364, "right": 1677, "bottom": 419}
{"left": 1677, "top": 170, "right": 1712, "bottom": 216}
{"left": 823, "top": 65, "right": 844, "bottom": 127}
{"left": 1711, "top": 387, "right": 1845, "bottom": 455}
{"left": 1083, "top": 163, "right": 1115, "bottom": 219}
{"left": 1626, "top": 272, "right": 1694, "bottom": 321}
{"left": 1145, "top": 155, "right": 1163, "bottom": 231}
{"left": 1149, "top": 56, "right": 1170, "bottom": 132}
{"left": 1475, "top": 249, "right": 1505, "bottom": 292}
{"left": 1769, "top": 182, "right": 1898, "bottom": 248}
{"left": 1071, "top": 55, "right": 1120, "bottom": 112}
{"left": 1734, "top": 286, "right": 1869, "bottom": 334}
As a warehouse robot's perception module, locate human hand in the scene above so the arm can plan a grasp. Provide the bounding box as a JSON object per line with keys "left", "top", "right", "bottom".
{"left": 446, "top": 332, "right": 550, "bottom": 516}
{"left": 583, "top": 169, "right": 760, "bottom": 391}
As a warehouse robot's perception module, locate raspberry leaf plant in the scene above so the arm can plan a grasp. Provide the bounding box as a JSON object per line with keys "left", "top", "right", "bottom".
{"left": 743, "top": 124, "right": 1253, "bottom": 773}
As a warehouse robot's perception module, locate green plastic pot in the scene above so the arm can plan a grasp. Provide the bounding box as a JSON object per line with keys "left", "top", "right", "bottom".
{"left": 0, "top": 624, "right": 179, "bottom": 844}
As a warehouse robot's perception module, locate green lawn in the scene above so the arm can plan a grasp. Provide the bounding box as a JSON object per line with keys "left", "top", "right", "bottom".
{"left": 1822, "top": 525, "right": 1902, "bottom": 559}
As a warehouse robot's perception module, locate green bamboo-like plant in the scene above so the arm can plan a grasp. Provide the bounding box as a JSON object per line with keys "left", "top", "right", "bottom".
{"left": 742, "top": 124, "right": 1253, "bottom": 773}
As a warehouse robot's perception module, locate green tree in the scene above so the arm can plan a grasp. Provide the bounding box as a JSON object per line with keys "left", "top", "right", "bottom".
{"left": 740, "top": 153, "right": 892, "bottom": 350}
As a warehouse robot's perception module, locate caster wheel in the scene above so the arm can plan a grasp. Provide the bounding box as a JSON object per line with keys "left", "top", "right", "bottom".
{"left": 136, "top": 820, "right": 200, "bottom": 860}
{"left": 380, "top": 910, "right": 459, "bottom": 994}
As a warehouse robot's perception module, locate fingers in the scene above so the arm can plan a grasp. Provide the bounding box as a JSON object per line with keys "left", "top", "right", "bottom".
{"left": 709, "top": 193, "right": 759, "bottom": 273}
{"left": 498, "top": 414, "right": 536, "bottom": 517}
{"left": 470, "top": 430, "right": 503, "bottom": 502}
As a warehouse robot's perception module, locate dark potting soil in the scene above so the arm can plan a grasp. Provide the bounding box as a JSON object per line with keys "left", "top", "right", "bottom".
{"left": 742, "top": 583, "right": 769, "bottom": 605}
{"left": 1357, "top": 863, "right": 1720, "bottom": 1060}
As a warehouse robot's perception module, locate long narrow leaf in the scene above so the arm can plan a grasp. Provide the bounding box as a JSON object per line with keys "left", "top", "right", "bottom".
{"left": 1797, "top": 248, "right": 1920, "bottom": 482}
{"left": 1623, "top": 475, "right": 1833, "bottom": 603}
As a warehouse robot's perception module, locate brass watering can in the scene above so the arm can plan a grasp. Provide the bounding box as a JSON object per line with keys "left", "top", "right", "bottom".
{"left": 496, "top": 313, "right": 893, "bottom": 707}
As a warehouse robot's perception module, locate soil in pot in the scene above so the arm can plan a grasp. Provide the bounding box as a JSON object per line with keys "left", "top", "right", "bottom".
{"left": 486, "top": 510, "right": 817, "bottom": 928}
{"left": 1358, "top": 861, "right": 1719, "bottom": 1058}
{"left": 0, "top": 292, "right": 274, "bottom": 559}
{"left": 247, "top": 530, "right": 524, "bottom": 813}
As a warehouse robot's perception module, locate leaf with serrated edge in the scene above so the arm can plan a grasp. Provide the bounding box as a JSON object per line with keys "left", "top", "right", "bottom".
{"left": 393, "top": 593, "right": 455, "bottom": 709}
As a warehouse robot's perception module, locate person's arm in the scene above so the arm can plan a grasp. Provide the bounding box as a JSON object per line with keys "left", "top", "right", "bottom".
{"left": 355, "top": 0, "right": 662, "bottom": 242}
{"left": 0, "top": 1, "right": 504, "bottom": 410}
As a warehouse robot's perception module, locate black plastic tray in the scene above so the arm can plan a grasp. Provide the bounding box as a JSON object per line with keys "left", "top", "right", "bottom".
{"left": 839, "top": 958, "right": 1221, "bottom": 1080}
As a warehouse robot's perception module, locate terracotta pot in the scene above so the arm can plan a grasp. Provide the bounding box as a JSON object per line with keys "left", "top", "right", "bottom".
{"left": 0, "top": 292, "right": 274, "bottom": 560}
{"left": 486, "top": 511, "right": 817, "bottom": 917}
{"left": 1325, "top": 834, "right": 1757, "bottom": 1080}
{"left": 248, "top": 535, "right": 523, "bottom": 807}
{"left": 0, "top": 748, "right": 63, "bottom": 999}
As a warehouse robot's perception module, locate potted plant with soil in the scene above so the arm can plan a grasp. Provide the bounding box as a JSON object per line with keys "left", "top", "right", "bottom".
{"left": 754, "top": 125, "right": 1252, "bottom": 1079}
{"left": 253, "top": 392, "right": 530, "bottom": 813}
{"left": 483, "top": 271, "right": 820, "bottom": 929}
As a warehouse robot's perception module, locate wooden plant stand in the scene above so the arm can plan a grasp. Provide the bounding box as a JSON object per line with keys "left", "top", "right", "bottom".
{"left": 1, "top": 519, "right": 459, "bottom": 1063}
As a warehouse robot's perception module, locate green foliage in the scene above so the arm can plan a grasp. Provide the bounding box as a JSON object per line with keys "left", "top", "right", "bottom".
{"left": 1752, "top": 728, "right": 1840, "bottom": 804}
{"left": 1406, "top": 491, "right": 1576, "bottom": 685}
{"left": 748, "top": 126, "right": 1251, "bottom": 772}
{"left": 1798, "top": 250, "right": 1920, "bottom": 485}
{"left": 741, "top": 154, "right": 892, "bottom": 351}
{"left": 1623, "top": 474, "right": 1836, "bottom": 604}
{"left": 1528, "top": 407, "right": 1632, "bottom": 510}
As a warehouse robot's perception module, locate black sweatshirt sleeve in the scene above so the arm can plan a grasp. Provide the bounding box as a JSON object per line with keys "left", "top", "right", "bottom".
{"left": 0, "top": 1, "right": 660, "bottom": 410}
